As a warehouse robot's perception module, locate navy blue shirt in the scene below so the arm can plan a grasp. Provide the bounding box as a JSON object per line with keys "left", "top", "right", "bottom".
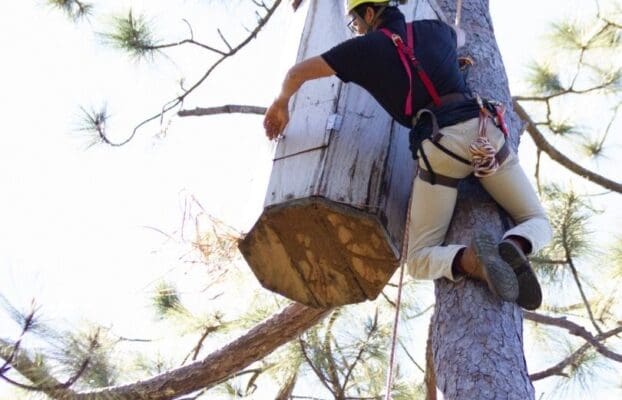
{"left": 321, "top": 11, "right": 468, "bottom": 127}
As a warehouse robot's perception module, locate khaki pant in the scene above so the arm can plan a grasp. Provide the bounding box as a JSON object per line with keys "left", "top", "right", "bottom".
{"left": 406, "top": 117, "right": 552, "bottom": 281}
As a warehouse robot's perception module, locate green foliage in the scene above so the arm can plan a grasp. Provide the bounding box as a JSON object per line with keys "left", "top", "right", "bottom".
{"left": 550, "top": 21, "right": 586, "bottom": 50}
{"left": 552, "top": 344, "right": 610, "bottom": 398}
{"left": 298, "top": 306, "right": 400, "bottom": 398}
{"left": 152, "top": 281, "right": 186, "bottom": 318}
{"left": 588, "top": 22, "right": 621, "bottom": 48}
{"left": 527, "top": 63, "right": 565, "bottom": 95}
{"left": 579, "top": 136, "right": 605, "bottom": 157}
{"left": 611, "top": 237, "right": 622, "bottom": 281}
{"left": 550, "top": 18, "right": 621, "bottom": 50}
{"left": 549, "top": 119, "right": 578, "bottom": 136}
{"left": 102, "top": 10, "right": 159, "bottom": 60}
{"left": 131, "top": 351, "right": 172, "bottom": 377}
{"left": 47, "top": 0, "right": 93, "bottom": 21}
{"left": 533, "top": 185, "right": 596, "bottom": 282}
{"left": 51, "top": 326, "right": 118, "bottom": 389}
{"left": 76, "top": 105, "right": 109, "bottom": 148}
{"left": 390, "top": 379, "right": 426, "bottom": 400}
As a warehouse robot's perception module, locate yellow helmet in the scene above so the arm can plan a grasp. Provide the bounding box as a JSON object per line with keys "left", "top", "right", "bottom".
{"left": 345, "top": 0, "right": 391, "bottom": 14}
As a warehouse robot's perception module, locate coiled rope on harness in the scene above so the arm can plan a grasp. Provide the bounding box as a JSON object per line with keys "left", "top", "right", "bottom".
{"left": 470, "top": 96, "right": 504, "bottom": 177}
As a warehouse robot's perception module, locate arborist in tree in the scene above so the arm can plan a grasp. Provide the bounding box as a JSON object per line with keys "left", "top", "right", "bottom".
{"left": 263, "top": 0, "right": 552, "bottom": 310}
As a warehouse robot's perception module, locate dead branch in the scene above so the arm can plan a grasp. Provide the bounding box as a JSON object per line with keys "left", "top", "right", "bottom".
{"left": 513, "top": 99, "right": 622, "bottom": 194}
{"left": 178, "top": 105, "right": 267, "bottom": 117}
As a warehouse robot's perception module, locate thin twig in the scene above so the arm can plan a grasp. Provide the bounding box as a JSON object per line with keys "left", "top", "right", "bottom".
{"left": 565, "top": 253, "right": 602, "bottom": 334}
{"left": 342, "top": 309, "right": 379, "bottom": 390}
{"left": 397, "top": 339, "right": 425, "bottom": 373}
{"left": 299, "top": 338, "right": 335, "bottom": 397}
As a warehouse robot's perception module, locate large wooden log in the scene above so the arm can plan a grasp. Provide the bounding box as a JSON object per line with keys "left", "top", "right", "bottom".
{"left": 239, "top": 0, "right": 437, "bottom": 307}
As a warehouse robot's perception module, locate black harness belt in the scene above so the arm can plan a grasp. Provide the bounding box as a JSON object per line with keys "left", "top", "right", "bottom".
{"left": 410, "top": 97, "right": 511, "bottom": 188}
{"left": 417, "top": 140, "right": 511, "bottom": 188}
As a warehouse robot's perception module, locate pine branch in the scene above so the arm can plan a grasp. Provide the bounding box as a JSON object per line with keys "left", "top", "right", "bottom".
{"left": 530, "top": 322, "right": 622, "bottom": 380}
{"left": 342, "top": 309, "right": 379, "bottom": 391}
{"left": 275, "top": 370, "right": 298, "bottom": 400}
{"left": 178, "top": 105, "right": 267, "bottom": 117}
{"left": 0, "top": 338, "right": 82, "bottom": 397}
{"left": 513, "top": 99, "right": 622, "bottom": 194}
{"left": 299, "top": 337, "right": 335, "bottom": 397}
{"left": 97, "top": 0, "right": 282, "bottom": 146}
{"left": 514, "top": 76, "right": 620, "bottom": 101}
{"left": 324, "top": 310, "right": 342, "bottom": 396}
{"left": 523, "top": 312, "right": 622, "bottom": 363}
{"left": 47, "top": 0, "right": 93, "bottom": 21}
{"left": 397, "top": 339, "right": 424, "bottom": 373}
{"left": 180, "top": 325, "right": 221, "bottom": 365}
{"left": 564, "top": 253, "right": 602, "bottom": 334}
{"left": 530, "top": 343, "right": 589, "bottom": 381}
{"left": 0, "top": 303, "right": 329, "bottom": 400}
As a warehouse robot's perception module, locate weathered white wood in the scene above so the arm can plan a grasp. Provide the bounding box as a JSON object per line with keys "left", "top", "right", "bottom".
{"left": 274, "top": 0, "right": 348, "bottom": 160}
{"left": 265, "top": 150, "right": 327, "bottom": 206}
{"left": 319, "top": 83, "right": 393, "bottom": 208}
{"left": 378, "top": 122, "right": 413, "bottom": 246}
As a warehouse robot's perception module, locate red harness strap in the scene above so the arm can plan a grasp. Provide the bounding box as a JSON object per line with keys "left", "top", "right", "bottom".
{"left": 380, "top": 23, "right": 442, "bottom": 116}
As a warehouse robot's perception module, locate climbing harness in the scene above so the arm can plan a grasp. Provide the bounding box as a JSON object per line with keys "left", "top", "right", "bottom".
{"left": 381, "top": 2, "right": 509, "bottom": 398}
{"left": 380, "top": 20, "right": 511, "bottom": 188}
{"left": 470, "top": 95, "right": 509, "bottom": 177}
{"left": 379, "top": 23, "right": 441, "bottom": 116}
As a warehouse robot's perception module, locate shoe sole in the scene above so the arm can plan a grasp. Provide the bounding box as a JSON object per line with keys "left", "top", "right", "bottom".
{"left": 472, "top": 233, "right": 519, "bottom": 302}
{"left": 498, "top": 240, "right": 542, "bottom": 310}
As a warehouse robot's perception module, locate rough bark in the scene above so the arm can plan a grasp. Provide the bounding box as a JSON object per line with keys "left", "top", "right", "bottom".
{"left": 430, "top": 1, "right": 535, "bottom": 399}
{"left": 1, "top": 304, "right": 328, "bottom": 400}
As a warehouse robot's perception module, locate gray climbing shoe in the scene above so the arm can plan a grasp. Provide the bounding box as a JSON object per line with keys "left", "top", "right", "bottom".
{"left": 498, "top": 239, "right": 542, "bottom": 310}
{"left": 462, "top": 232, "right": 519, "bottom": 302}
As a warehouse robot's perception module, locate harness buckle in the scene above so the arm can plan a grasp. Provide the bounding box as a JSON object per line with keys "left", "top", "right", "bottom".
{"left": 390, "top": 33, "right": 403, "bottom": 47}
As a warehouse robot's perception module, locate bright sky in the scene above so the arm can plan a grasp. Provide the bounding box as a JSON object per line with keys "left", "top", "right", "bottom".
{"left": 0, "top": 0, "right": 620, "bottom": 399}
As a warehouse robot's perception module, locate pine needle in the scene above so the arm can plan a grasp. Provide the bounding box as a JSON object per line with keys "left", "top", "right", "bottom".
{"left": 47, "top": 0, "right": 93, "bottom": 21}
{"left": 527, "top": 63, "right": 565, "bottom": 95}
{"left": 101, "top": 10, "right": 159, "bottom": 61}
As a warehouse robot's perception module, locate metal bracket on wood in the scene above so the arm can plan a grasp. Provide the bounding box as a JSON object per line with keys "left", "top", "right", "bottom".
{"left": 326, "top": 113, "right": 343, "bottom": 132}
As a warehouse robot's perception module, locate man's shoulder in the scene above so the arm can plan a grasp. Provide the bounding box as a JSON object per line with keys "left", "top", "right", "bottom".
{"left": 412, "top": 19, "right": 451, "bottom": 28}
{"left": 412, "top": 19, "right": 454, "bottom": 35}
{"left": 411, "top": 19, "right": 456, "bottom": 44}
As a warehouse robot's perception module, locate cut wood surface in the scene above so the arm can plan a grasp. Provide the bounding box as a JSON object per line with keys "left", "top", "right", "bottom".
{"left": 240, "top": 197, "right": 400, "bottom": 307}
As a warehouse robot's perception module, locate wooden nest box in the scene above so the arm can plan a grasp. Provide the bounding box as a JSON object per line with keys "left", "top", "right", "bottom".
{"left": 239, "top": 0, "right": 423, "bottom": 308}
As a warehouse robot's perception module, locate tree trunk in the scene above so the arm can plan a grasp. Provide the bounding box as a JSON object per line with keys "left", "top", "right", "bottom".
{"left": 429, "top": 0, "right": 534, "bottom": 398}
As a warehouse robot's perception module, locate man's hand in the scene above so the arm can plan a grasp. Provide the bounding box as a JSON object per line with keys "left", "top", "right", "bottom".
{"left": 264, "top": 98, "right": 289, "bottom": 140}
{"left": 262, "top": 56, "right": 335, "bottom": 141}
